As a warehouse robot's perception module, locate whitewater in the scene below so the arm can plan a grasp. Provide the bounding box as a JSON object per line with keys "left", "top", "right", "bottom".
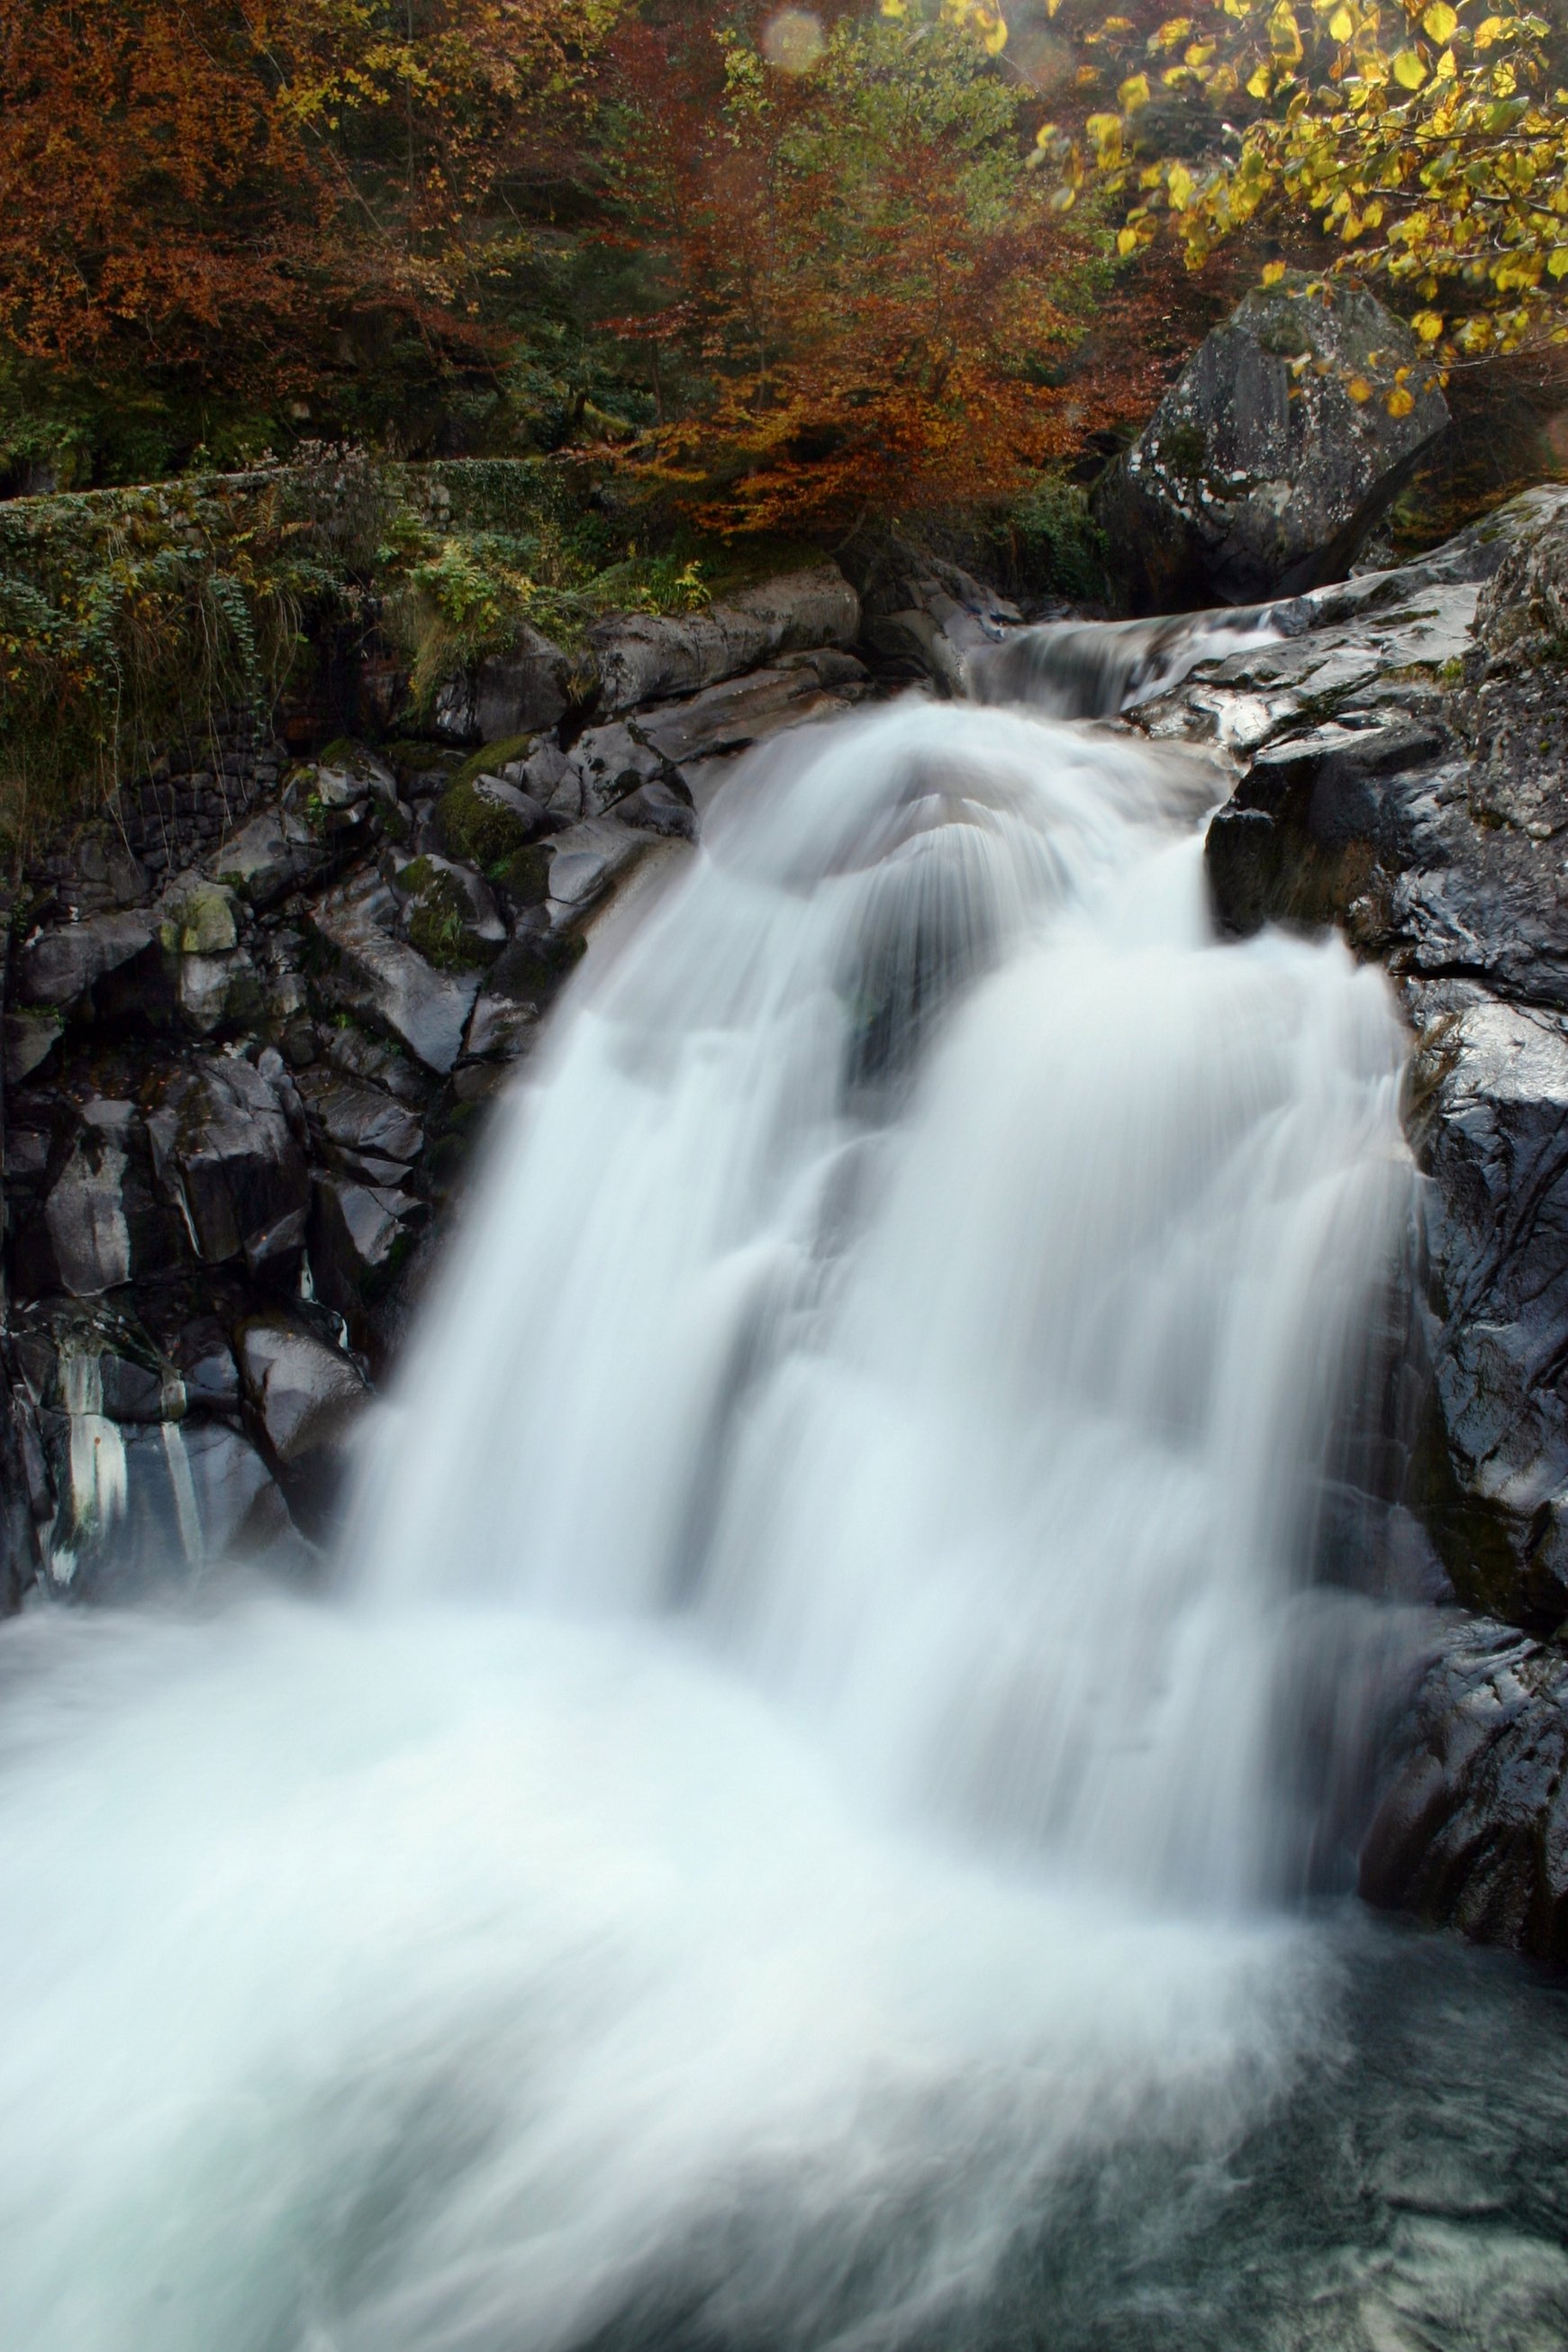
{"left": 2, "top": 665, "right": 1566, "bottom": 2352}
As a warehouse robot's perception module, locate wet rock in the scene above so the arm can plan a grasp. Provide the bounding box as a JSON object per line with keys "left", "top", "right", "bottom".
{"left": 40, "top": 1410, "right": 304, "bottom": 1595}
{"left": 172, "top": 1316, "right": 241, "bottom": 1412}
{"left": 616, "top": 779, "right": 698, "bottom": 842}
{"left": 23, "top": 1102, "right": 186, "bottom": 1300}
{"left": 464, "top": 991, "right": 539, "bottom": 1061}
{"left": 15, "top": 910, "right": 154, "bottom": 1013}
{"left": 311, "top": 881, "right": 480, "bottom": 1074}
{"left": 145, "top": 1055, "right": 310, "bottom": 1275}
{"left": 235, "top": 1310, "right": 367, "bottom": 1530}
{"left": 5, "top": 1010, "right": 62, "bottom": 1086}
{"left": 543, "top": 820, "right": 648, "bottom": 922}
{"left": 295, "top": 1068, "right": 423, "bottom": 1178}
{"left": 1096, "top": 273, "right": 1450, "bottom": 611}
{"left": 632, "top": 657, "right": 865, "bottom": 767}
{"left": 309, "top": 1174, "right": 424, "bottom": 1321}
{"left": 857, "top": 560, "right": 1022, "bottom": 695}
{"left": 434, "top": 624, "right": 580, "bottom": 743}
{"left": 587, "top": 565, "right": 860, "bottom": 713}
{"left": 215, "top": 812, "right": 324, "bottom": 908}
{"left": 1360, "top": 1620, "right": 1568, "bottom": 1968}
{"left": 1401, "top": 994, "right": 1568, "bottom": 1624}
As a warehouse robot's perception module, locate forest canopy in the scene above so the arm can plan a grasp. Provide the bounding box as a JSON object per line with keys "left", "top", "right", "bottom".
{"left": 1, "top": 0, "right": 1565, "bottom": 524}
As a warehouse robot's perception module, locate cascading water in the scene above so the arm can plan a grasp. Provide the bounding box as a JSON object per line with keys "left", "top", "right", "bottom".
{"left": 2, "top": 653, "right": 1566, "bottom": 2352}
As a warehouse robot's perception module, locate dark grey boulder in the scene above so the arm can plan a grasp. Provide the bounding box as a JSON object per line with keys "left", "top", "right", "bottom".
{"left": 434, "top": 624, "right": 580, "bottom": 744}
{"left": 1096, "top": 273, "right": 1449, "bottom": 611}
{"left": 633, "top": 656, "right": 866, "bottom": 766}
{"left": 309, "top": 1175, "right": 424, "bottom": 1321}
{"left": 235, "top": 1310, "right": 367, "bottom": 1534}
{"left": 1360, "top": 1619, "right": 1568, "bottom": 1969}
{"left": 295, "top": 1068, "right": 423, "bottom": 1179}
{"left": 15, "top": 911, "right": 154, "bottom": 1013}
{"left": 586, "top": 565, "right": 859, "bottom": 713}
{"left": 311, "top": 879, "right": 480, "bottom": 1074}
{"left": 145, "top": 1055, "right": 310, "bottom": 1275}
{"left": 215, "top": 812, "right": 326, "bottom": 908}
{"left": 25, "top": 1101, "right": 186, "bottom": 1300}
{"left": 5, "top": 1010, "right": 62, "bottom": 1086}
{"left": 856, "top": 558, "right": 1022, "bottom": 695}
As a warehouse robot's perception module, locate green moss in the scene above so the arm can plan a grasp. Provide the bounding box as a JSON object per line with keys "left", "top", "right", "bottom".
{"left": 488, "top": 846, "right": 551, "bottom": 912}
{"left": 437, "top": 776, "right": 534, "bottom": 867}
{"left": 449, "top": 733, "right": 537, "bottom": 795}
{"left": 403, "top": 869, "right": 498, "bottom": 971}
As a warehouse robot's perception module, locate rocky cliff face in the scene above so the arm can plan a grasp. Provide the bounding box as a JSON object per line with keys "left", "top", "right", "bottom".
{"left": 0, "top": 565, "right": 875, "bottom": 1607}
{"left": 1134, "top": 484, "right": 1568, "bottom": 1964}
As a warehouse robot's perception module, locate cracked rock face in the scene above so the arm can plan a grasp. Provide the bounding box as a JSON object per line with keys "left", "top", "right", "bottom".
{"left": 1135, "top": 483, "right": 1568, "bottom": 1962}
{"left": 1095, "top": 273, "right": 1450, "bottom": 612}
{"left": 0, "top": 559, "right": 869, "bottom": 1606}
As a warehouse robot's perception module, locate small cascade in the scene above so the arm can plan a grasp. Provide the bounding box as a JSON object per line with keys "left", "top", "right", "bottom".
{"left": 968, "top": 605, "right": 1285, "bottom": 718}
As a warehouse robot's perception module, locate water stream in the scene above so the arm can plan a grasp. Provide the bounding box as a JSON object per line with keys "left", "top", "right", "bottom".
{"left": 1, "top": 636, "right": 1565, "bottom": 2351}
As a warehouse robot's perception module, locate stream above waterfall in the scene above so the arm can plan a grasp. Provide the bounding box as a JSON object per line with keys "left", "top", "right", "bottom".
{"left": 1, "top": 654, "right": 1565, "bottom": 2352}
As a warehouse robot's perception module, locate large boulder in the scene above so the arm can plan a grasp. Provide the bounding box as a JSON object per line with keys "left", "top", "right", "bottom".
{"left": 16, "top": 1099, "right": 187, "bottom": 1301}
{"left": 434, "top": 624, "right": 582, "bottom": 745}
{"left": 235, "top": 1310, "right": 368, "bottom": 1534}
{"left": 310, "top": 876, "right": 480, "bottom": 1074}
{"left": 145, "top": 1053, "right": 310, "bottom": 1276}
{"left": 1095, "top": 274, "right": 1450, "bottom": 611}
{"left": 586, "top": 564, "right": 859, "bottom": 713}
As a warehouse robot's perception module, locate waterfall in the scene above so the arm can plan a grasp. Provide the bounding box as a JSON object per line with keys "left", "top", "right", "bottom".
{"left": 355, "top": 693, "right": 1409, "bottom": 1906}
{"left": 0, "top": 677, "right": 1426, "bottom": 2352}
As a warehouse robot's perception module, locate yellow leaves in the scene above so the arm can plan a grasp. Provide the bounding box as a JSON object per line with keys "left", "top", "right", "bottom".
{"left": 1247, "top": 60, "right": 1273, "bottom": 95}
{"left": 1549, "top": 248, "right": 1568, "bottom": 277}
{"left": 1263, "top": 258, "right": 1288, "bottom": 281}
{"left": 1328, "top": 4, "right": 1354, "bottom": 36}
{"left": 1434, "top": 44, "right": 1456, "bottom": 77}
{"left": 1119, "top": 72, "right": 1151, "bottom": 110}
{"left": 1420, "top": 2, "right": 1456, "bottom": 41}
{"left": 1393, "top": 47, "right": 1427, "bottom": 87}
{"left": 1473, "top": 15, "right": 1507, "bottom": 47}
{"left": 1152, "top": 16, "right": 1192, "bottom": 45}
{"left": 1385, "top": 384, "right": 1416, "bottom": 413}
{"left": 1166, "top": 161, "right": 1196, "bottom": 207}
{"left": 1491, "top": 61, "right": 1517, "bottom": 95}
{"left": 1412, "top": 307, "right": 1446, "bottom": 337}
{"left": 1117, "top": 224, "right": 1141, "bottom": 253}
{"left": 1269, "top": 3, "right": 1304, "bottom": 61}
{"left": 1085, "top": 111, "right": 1124, "bottom": 164}
{"left": 1346, "top": 374, "right": 1373, "bottom": 399}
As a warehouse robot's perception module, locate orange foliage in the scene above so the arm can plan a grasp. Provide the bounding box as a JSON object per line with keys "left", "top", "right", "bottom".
{"left": 0, "top": 1, "right": 599, "bottom": 386}
{"left": 596, "top": 4, "right": 1160, "bottom": 530}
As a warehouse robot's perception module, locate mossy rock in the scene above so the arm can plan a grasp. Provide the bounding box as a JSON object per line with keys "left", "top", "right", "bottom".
{"left": 449, "top": 732, "right": 537, "bottom": 795}
{"left": 489, "top": 846, "right": 551, "bottom": 915}
{"left": 403, "top": 869, "right": 499, "bottom": 972}
{"left": 437, "top": 774, "right": 536, "bottom": 867}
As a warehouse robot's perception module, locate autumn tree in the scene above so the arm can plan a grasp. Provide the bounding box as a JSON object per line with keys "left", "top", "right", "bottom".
{"left": 594, "top": 1, "right": 1160, "bottom": 531}
{"left": 1021, "top": 0, "right": 1568, "bottom": 373}
{"left": 0, "top": 1, "right": 612, "bottom": 408}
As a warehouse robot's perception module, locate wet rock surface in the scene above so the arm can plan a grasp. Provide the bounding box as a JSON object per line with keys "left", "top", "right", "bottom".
{"left": 0, "top": 558, "right": 869, "bottom": 1603}
{"left": 1096, "top": 274, "right": 1450, "bottom": 612}
{"left": 1134, "top": 482, "right": 1568, "bottom": 1961}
